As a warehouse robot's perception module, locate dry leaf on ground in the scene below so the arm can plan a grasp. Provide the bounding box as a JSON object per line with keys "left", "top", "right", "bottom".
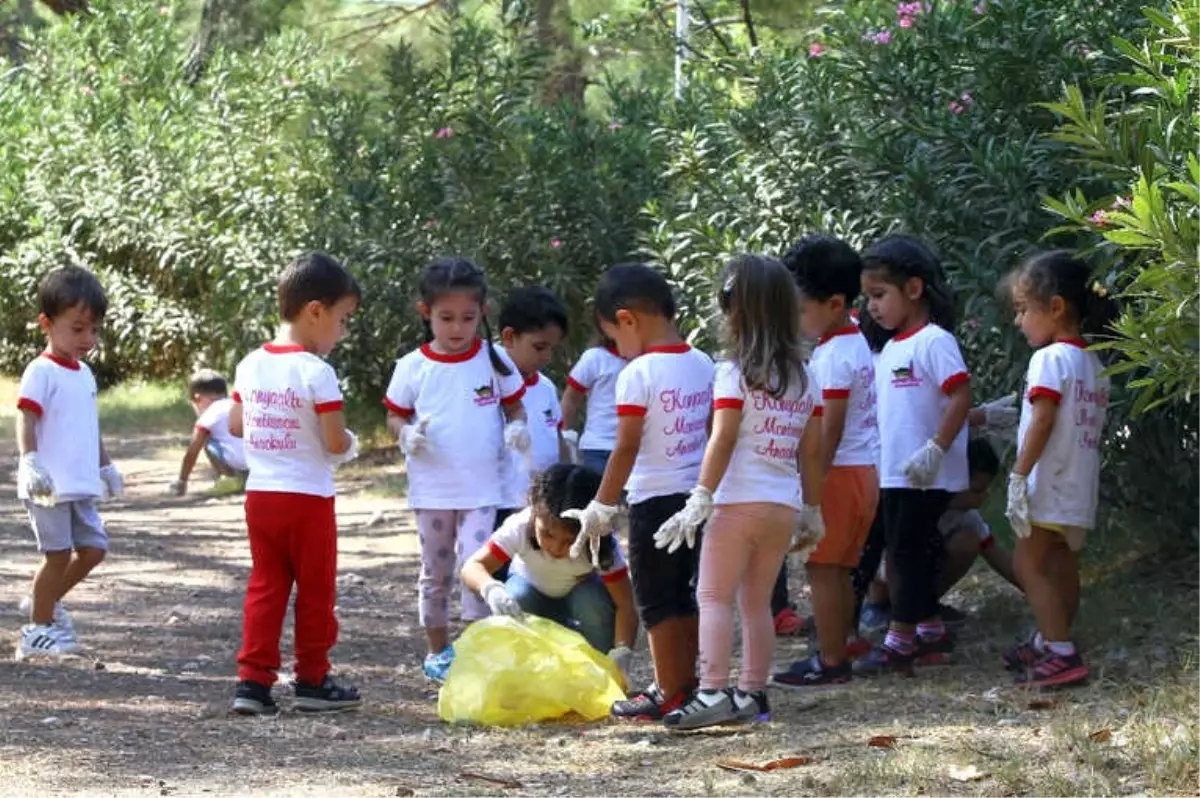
{"left": 715, "top": 757, "right": 814, "bottom": 773}
{"left": 868, "top": 735, "right": 898, "bottom": 749}
{"left": 1089, "top": 728, "right": 1113, "bottom": 743}
{"left": 1028, "top": 698, "right": 1059, "bottom": 710}
{"left": 457, "top": 772, "right": 523, "bottom": 789}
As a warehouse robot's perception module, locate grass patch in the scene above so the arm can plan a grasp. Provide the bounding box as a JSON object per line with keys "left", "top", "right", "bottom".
{"left": 97, "top": 379, "right": 195, "bottom": 436}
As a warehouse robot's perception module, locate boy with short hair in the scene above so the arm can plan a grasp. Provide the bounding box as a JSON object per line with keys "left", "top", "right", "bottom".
{"left": 15, "top": 265, "right": 123, "bottom": 659}
{"left": 228, "top": 252, "right": 363, "bottom": 716}
{"left": 567, "top": 263, "right": 714, "bottom": 720}
{"left": 167, "top": 369, "right": 248, "bottom": 496}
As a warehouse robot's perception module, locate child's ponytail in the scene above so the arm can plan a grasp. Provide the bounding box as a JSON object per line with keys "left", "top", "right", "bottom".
{"left": 482, "top": 316, "right": 512, "bottom": 376}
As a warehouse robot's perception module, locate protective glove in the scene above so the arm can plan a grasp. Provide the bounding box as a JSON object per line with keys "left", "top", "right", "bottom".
{"left": 788, "top": 504, "right": 826, "bottom": 568}
{"left": 563, "top": 500, "right": 619, "bottom": 567}
{"left": 608, "top": 645, "right": 633, "bottom": 685}
{"left": 398, "top": 417, "right": 430, "bottom": 457}
{"left": 481, "top": 581, "right": 523, "bottom": 619}
{"left": 902, "top": 439, "right": 945, "bottom": 488}
{"left": 653, "top": 485, "right": 712, "bottom": 554}
{"left": 504, "top": 419, "right": 531, "bottom": 454}
{"left": 980, "top": 393, "right": 1019, "bottom": 434}
{"left": 561, "top": 429, "right": 580, "bottom": 465}
{"left": 18, "top": 452, "right": 56, "bottom": 505}
{"left": 166, "top": 479, "right": 187, "bottom": 497}
{"left": 329, "top": 430, "right": 359, "bottom": 466}
{"left": 99, "top": 463, "right": 124, "bottom": 501}
{"left": 1006, "top": 473, "right": 1032, "bottom": 539}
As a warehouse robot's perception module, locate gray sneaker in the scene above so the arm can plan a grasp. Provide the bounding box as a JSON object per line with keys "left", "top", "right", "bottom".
{"left": 662, "top": 690, "right": 736, "bottom": 730}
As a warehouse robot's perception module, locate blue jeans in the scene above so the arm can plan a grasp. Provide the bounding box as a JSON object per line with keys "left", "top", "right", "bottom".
{"left": 580, "top": 449, "right": 611, "bottom": 476}
{"left": 505, "top": 572, "right": 615, "bottom": 653}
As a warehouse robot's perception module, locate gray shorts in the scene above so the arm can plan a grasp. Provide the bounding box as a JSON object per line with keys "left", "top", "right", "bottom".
{"left": 26, "top": 500, "right": 108, "bottom": 553}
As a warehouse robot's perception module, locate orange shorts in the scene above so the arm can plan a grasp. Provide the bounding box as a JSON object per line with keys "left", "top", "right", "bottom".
{"left": 808, "top": 465, "right": 880, "bottom": 568}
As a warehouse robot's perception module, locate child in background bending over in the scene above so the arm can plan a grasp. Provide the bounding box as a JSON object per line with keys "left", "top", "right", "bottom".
{"left": 168, "top": 369, "right": 248, "bottom": 496}
{"left": 855, "top": 236, "right": 972, "bottom": 676}
{"left": 561, "top": 318, "right": 627, "bottom": 474}
{"left": 1004, "top": 251, "right": 1112, "bottom": 688}
{"left": 654, "top": 255, "right": 824, "bottom": 730}
{"left": 385, "top": 257, "right": 530, "bottom": 684}
{"left": 229, "top": 252, "right": 362, "bottom": 715}
{"left": 15, "top": 266, "right": 123, "bottom": 659}
{"left": 565, "top": 263, "right": 714, "bottom": 721}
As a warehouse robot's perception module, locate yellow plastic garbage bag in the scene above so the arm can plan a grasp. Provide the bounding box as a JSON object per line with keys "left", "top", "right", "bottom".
{"left": 437, "top": 615, "right": 627, "bottom": 727}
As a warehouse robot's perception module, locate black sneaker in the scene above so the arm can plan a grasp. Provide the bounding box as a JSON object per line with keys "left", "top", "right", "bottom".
{"left": 294, "top": 674, "right": 362, "bottom": 713}
{"left": 914, "top": 632, "right": 956, "bottom": 665}
{"left": 852, "top": 644, "right": 915, "bottom": 677}
{"left": 937, "top": 603, "right": 968, "bottom": 628}
{"left": 231, "top": 680, "right": 278, "bottom": 716}
{"left": 732, "top": 689, "right": 770, "bottom": 722}
{"left": 773, "top": 654, "right": 852, "bottom": 688}
{"left": 611, "top": 684, "right": 686, "bottom": 722}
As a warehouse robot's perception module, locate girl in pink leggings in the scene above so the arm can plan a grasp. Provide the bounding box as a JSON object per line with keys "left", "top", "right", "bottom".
{"left": 653, "top": 254, "right": 825, "bottom": 730}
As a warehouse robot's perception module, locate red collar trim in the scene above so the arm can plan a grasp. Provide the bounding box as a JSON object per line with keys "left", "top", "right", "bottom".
{"left": 524, "top": 372, "right": 540, "bottom": 387}
{"left": 41, "top": 352, "right": 81, "bottom": 370}
{"left": 263, "top": 342, "right": 306, "bottom": 354}
{"left": 421, "top": 337, "right": 483, "bottom": 364}
{"left": 644, "top": 343, "right": 691, "bottom": 355}
{"left": 1058, "top": 338, "right": 1088, "bottom": 349}
{"left": 892, "top": 323, "right": 928, "bottom": 342}
{"left": 817, "top": 325, "right": 862, "bottom": 346}
{"left": 605, "top": 346, "right": 621, "bottom": 357}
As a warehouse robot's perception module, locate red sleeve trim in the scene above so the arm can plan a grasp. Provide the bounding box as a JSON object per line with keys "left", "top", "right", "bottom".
{"left": 713, "top": 398, "right": 744, "bottom": 411}
{"left": 565, "top": 376, "right": 588, "bottom": 393}
{"left": 601, "top": 566, "right": 629, "bottom": 584}
{"left": 813, "top": 405, "right": 824, "bottom": 417}
{"left": 979, "top": 534, "right": 995, "bottom": 551}
{"left": 616, "top": 404, "right": 647, "bottom": 417}
{"left": 941, "top": 372, "right": 970, "bottom": 394}
{"left": 822, "top": 388, "right": 851, "bottom": 400}
{"left": 16, "top": 397, "right": 43, "bottom": 417}
{"left": 501, "top": 384, "right": 526, "bottom": 406}
{"left": 1027, "top": 386, "right": 1062, "bottom": 404}
{"left": 231, "top": 391, "right": 242, "bottom": 403}
{"left": 486, "top": 541, "right": 512, "bottom": 564}
{"left": 194, "top": 423, "right": 212, "bottom": 433}
{"left": 383, "top": 397, "right": 413, "bottom": 416}
{"left": 314, "top": 400, "right": 344, "bottom": 414}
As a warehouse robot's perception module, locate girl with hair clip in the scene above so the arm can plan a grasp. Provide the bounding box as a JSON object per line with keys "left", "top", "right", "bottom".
{"left": 854, "top": 235, "right": 972, "bottom": 676}
{"left": 653, "top": 255, "right": 825, "bottom": 730}
{"left": 384, "top": 257, "right": 531, "bottom": 684}
{"left": 1002, "top": 251, "right": 1113, "bottom": 688}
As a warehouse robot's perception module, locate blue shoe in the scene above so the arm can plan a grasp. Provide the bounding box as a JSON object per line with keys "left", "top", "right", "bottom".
{"left": 859, "top": 603, "right": 891, "bottom": 636}
{"left": 423, "top": 646, "right": 454, "bottom": 683}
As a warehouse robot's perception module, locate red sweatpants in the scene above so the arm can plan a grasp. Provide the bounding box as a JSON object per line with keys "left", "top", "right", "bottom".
{"left": 236, "top": 491, "right": 338, "bottom": 686}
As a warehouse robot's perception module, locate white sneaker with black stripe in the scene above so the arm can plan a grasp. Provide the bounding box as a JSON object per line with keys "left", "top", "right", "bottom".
{"left": 17, "top": 596, "right": 76, "bottom": 643}
{"left": 16, "top": 624, "right": 78, "bottom": 660}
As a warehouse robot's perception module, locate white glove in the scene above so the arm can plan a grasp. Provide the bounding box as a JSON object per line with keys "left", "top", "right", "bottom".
{"left": 608, "top": 645, "right": 633, "bottom": 684}
{"left": 902, "top": 439, "right": 946, "bottom": 488}
{"left": 481, "top": 581, "right": 523, "bottom": 618}
{"left": 789, "top": 504, "right": 826, "bottom": 566}
{"left": 398, "top": 417, "right": 430, "bottom": 457}
{"left": 330, "top": 430, "right": 359, "bottom": 466}
{"left": 653, "top": 486, "right": 712, "bottom": 554}
{"left": 563, "top": 500, "right": 619, "bottom": 567}
{"left": 99, "top": 464, "right": 124, "bottom": 500}
{"left": 1006, "top": 473, "right": 1032, "bottom": 539}
{"left": 980, "top": 393, "right": 1019, "bottom": 433}
{"left": 18, "top": 453, "right": 56, "bottom": 505}
{"left": 504, "top": 419, "right": 531, "bottom": 454}
{"left": 166, "top": 479, "right": 187, "bottom": 496}
{"left": 561, "top": 429, "right": 580, "bottom": 465}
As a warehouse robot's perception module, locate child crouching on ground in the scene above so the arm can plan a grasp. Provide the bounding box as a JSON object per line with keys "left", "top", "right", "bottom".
{"left": 168, "top": 369, "right": 248, "bottom": 496}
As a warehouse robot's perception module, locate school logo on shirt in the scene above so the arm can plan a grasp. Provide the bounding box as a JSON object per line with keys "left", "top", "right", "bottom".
{"left": 891, "top": 360, "right": 921, "bottom": 388}
{"left": 542, "top": 407, "right": 557, "bottom": 427}
{"left": 473, "top": 381, "right": 499, "bottom": 407}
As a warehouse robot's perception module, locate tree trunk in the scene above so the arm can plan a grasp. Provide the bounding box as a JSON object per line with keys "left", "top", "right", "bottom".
{"left": 534, "top": 0, "right": 585, "bottom": 106}
{"left": 183, "top": 0, "right": 222, "bottom": 86}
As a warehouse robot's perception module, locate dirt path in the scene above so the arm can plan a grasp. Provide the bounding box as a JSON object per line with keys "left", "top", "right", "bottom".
{"left": 0, "top": 432, "right": 1194, "bottom": 797}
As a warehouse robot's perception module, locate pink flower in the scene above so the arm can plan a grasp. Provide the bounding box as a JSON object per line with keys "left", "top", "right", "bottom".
{"left": 948, "top": 101, "right": 964, "bottom": 114}
{"left": 875, "top": 30, "right": 892, "bottom": 45}
{"left": 550, "top": 239, "right": 564, "bottom": 249}
{"left": 974, "top": 2, "right": 987, "bottom": 13}
{"left": 899, "top": 16, "right": 914, "bottom": 28}
{"left": 423, "top": 219, "right": 438, "bottom": 230}
{"left": 607, "top": 121, "right": 623, "bottom": 130}
{"left": 1089, "top": 210, "right": 1111, "bottom": 226}
{"left": 434, "top": 127, "right": 455, "bottom": 139}
{"left": 808, "top": 42, "right": 826, "bottom": 58}
{"left": 1111, "top": 196, "right": 1131, "bottom": 210}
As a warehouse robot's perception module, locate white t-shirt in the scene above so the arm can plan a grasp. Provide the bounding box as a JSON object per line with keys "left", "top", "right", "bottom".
{"left": 938, "top": 508, "right": 994, "bottom": 546}
{"left": 615, "top": 344, "right": 714, "bottom": 504}
{"left": 566, "top": 346, "right": 626, "bottom": 451}
{"left": 501, "top": 371, "right": 562, "bottom": 509}
{"left": 195, "top": 397, "right": 247, "bottom": 472}
{"left": 487, "top": 508, "right": 628, "bottom": 598}
{"left": 875, "top": 324, "right": 969, "bottom": 491}
{"left": 711, "top": 360, "right": 821, "bottom": 508}
{"left": 384, "top": 339, "right": 526, "bottom": 510}
{"left": 17, "top": 353, "right": 102, "bottom": 501}
{"left": 810, "top": 326, "right": 879, "bottom": 467}
{"left": 233, "top": 344, "right": 345, "bottom": 498}
{"left": 1018, "top": 340, "right": 1109, "bottom": 529}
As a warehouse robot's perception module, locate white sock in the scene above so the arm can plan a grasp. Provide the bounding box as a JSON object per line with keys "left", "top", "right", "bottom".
{"left": 1032, "top": 632, "right": 1046, "bottom": 651}
{"left": 1045, "top": 640, "right": 1076, "bottom": 657}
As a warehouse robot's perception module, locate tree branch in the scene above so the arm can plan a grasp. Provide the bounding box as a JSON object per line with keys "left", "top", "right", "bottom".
{"left": 691, "top": 1, "right": 735, "bottom": 56}
{"left": 652, "top": 3, "right": 711, "bottom": 62}
{"left": 333, "top": 0, "right": 445, "bottom": 44}
{"left": 741, "top": 0, "right": 758, "bottom": 48}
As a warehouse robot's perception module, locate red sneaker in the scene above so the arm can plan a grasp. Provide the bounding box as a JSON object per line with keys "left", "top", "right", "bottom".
{"left": 1015, "top": 651, "right": 1089, "bottom": 689}
{"left": 844, "top": 636, "right": 873, "bottom": 661}
{"left": 774, "top": 607, "right": 804, "bottom": 637}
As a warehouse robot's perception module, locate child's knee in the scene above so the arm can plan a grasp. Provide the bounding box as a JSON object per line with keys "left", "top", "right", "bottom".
{"left": 41, "top": 550, "right": 72, "bottom": 570}
{"left": 77, "top": 546, "right": 106, "bottom": 568}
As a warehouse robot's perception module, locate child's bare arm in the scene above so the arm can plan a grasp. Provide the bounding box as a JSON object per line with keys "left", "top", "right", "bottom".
{"left": 696, "top": 408, "right": 740, "bottom": 492}
{"left": 596, "top": 415, "right": 641, "bottom": 505}
{"left": 820, "top": 397, "right": 848, "bottom": 474}
{"left": 17, "top": 409, "right": 37, "bottom": 455}
{"left": 228, "top": 402, "right": 243, "bottom": 438}
{"left": 560, "top": 385, "right": 585, "bottom": 431}
{"left": 317, "top": 409, "right": 353, "bottom": 455}
{"left": 386, "top": 412, "right": 409, "bottom": 440}
{"left": 461, "top": 547, "right": 505, "bottom": 595}
{"left": 934, "top": 381, "right": 972, "bottom": 449}
{"left": 177, "top": 428, "right": 211, "bottom": 483}
{"left": 798, "top": 414, "right": 824, "bottom": 506}
{"left": 501, "top": 399, "right": 527, "bottom": 424}
{"left": 1013, "top": 399, "right": 1056, "bottom": 476}
{"left": 604, "top": 574, "right": 639, "bottom": 650}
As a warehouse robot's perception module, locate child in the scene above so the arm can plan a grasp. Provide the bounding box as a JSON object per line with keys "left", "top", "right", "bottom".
{"left": 496, "top": 286, "right": 570, "bottom": 525}
{"left": 384, "top": 257, "right": 530, "bottom": 684}
{"left": 561, "top": 317, "right": 627, "bottom": 474}
{"left": 653, "top": 255, "right": 823, "bottom": 730}
{"left": 461, "top": 464, "right": 638, "bottom": 676}
{"left": 565, "top": 263, "right": 714, "bottom": 721}
{"left": 1003, "top": 251, "right": 1112, "bottom": 688}
{"left": 228, "top": 252, "right": 362, "bottom": 715}
{"left": 774, "top": 235, "right": 880, "bottom": 687}
{"left": 15, "top": 265, "right": 122, "bottom": 659}
{"left": 854, "top": 235, "right": 972, "bottom": 676}
{"left": 167, "top": 369, "right": 248, "bottom": 496}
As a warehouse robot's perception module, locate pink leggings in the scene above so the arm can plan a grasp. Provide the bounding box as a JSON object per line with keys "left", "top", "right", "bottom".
{"left": 414, "top": 508, "right": 495, "bottom": 628}
{"left": 697, "top": 502, "right": 795, "bottom": 691}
